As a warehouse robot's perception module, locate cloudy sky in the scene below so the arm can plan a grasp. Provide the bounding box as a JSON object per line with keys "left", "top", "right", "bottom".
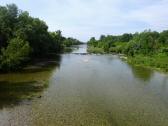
{"left": 0, "top": 0, "right": 168, "bottom": 41}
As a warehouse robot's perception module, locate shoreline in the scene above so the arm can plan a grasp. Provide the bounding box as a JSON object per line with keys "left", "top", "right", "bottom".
{"left": 87, "top": 47, "right": 168, "bottom": 74}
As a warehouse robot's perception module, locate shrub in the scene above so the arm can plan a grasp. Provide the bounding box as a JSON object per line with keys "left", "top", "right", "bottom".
{"left": 0, "top": 37, "right": 31, "bottom": 71}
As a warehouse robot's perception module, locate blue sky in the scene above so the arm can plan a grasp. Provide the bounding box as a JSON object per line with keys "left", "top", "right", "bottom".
{"left": 0, "top": 0, "right": 168, "bottom": 42}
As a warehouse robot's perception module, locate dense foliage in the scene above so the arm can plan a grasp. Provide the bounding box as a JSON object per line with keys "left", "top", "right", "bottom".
{"left": 88, "top": 30, "right": 168, "bottom": 71}
{"left": 0, "top": 4, "right": 81, "bottom": 71}
{"left": 87, "top": 33, "right": 133, "bottom": 53}
{"left": 0, "top": 37, "right": 30, "bottom": 71}
{"left": 63, "top": 37, "right": 83, "bottom": 47}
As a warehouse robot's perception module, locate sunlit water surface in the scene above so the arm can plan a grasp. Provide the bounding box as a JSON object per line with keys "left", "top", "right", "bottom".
{"left": 0, "top": 45, "right": 168, "bottom": 126}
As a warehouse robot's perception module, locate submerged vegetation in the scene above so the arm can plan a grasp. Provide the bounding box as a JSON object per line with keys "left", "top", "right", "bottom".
{"left": 0, "top": 4, "right": 82, "bottom": 72}
{"left": 87, "top": 30, "right": 168, "bottom": 72}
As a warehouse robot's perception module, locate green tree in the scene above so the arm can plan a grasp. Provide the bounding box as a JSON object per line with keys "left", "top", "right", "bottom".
{"left": 0, "top": 37, "right": 31, "bottom": 71}
{"left": 88, "top": 37, "right": 97, "bottom": 47}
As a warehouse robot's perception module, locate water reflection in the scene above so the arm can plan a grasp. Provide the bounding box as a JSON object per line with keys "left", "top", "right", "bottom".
{"left": 129, "top": 65, "right": 154, "bottom": 82}
{"left": 0, "top": 81, "right": 41, "bottom": 108}
{"left": 0, "top": 55, "right": 62, "bottom": 108}
{"left": 72, "top": 44, "right": 87, "bottom": 54}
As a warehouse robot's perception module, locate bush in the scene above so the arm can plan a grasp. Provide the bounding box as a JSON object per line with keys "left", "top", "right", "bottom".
{"left": 128, "top": 54, "right": 168, "bottom": 72}
{"left": 0, "top": 37, "right": 31, "bottom": 71}
{"left": 87, "top": 46, "right": 104, "bottom": 54}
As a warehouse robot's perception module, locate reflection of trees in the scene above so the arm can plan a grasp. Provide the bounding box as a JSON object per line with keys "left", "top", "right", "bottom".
{"left": 0, "top": 54, "right": 62, "bottom": 109}
{"left": 159, "top": 76, "right": 168, "bottom": 105}
{"left": 162, "top": 76, "right": 168, "bottom": 91}
{"left": 0, "top": 81, "right": 43, "bottom": 108}
{"left": 129, "top": 65, "right": 154, "bottom": 82}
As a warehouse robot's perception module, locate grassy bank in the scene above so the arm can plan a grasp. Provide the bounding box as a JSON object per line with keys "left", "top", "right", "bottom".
{"left": 88, "top": 46, "right": 168, "bottom": 72}
{"left": 127, "top": 53, "right": 168, "bottom": 72}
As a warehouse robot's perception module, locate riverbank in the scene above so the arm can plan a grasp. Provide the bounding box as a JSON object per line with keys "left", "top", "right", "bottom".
{"left": 118, "top": 54, "right": 168, "bottom": 73}
{"left": 88, "top": 46, "right": 168, "bottom": 73}
{"left": 126, "top": 54, "right": 168, "bottom": 73}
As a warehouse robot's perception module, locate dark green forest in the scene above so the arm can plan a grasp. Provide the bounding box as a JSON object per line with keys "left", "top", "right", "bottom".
{"left": 87, "top": 30, "right": 168, "bottom": 71}
{"left": 0, "top": 4, "right": 82, "bottom": 71}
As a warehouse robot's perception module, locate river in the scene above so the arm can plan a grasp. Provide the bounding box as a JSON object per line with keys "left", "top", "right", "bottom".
{"left": 0, "top": 45, "right": 168, "bottom": 126}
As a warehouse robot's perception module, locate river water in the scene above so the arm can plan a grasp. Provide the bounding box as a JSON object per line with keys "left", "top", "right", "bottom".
{"left": 0, "top": 45, "right": 168, "bottom": 126}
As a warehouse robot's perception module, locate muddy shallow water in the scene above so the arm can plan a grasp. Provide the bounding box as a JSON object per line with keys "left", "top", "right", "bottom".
{"left": 0, "top": 45, "right": 168, "bottom": 126}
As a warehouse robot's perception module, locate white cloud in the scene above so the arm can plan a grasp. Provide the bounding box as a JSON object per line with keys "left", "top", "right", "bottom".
{"left": 129, "top": 0, "right": 168, "bottom": 30}
{"left": 0, "top": 0, "right": 168, "bottom": 41}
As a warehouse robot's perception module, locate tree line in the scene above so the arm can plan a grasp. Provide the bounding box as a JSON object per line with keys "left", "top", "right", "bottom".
{"left": 87, "top": 30, "right": 168, "bottom": 71}
{"left": 0, "top": 4, "right": 82, "bottom": 71}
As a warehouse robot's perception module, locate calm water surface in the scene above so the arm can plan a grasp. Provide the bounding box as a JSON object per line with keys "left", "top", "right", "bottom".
{"left": 0, "top": 45, "right": 168, "bottom": 126}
